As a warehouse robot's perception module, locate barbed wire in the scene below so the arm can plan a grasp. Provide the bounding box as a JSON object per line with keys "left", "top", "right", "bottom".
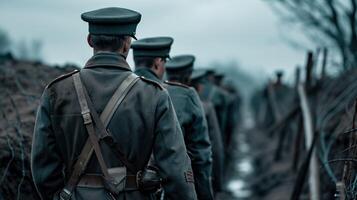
{"left": 6, "top": 91, "right": 26, "bottom": 200}
{"left": 0, "top": 135, "right": 14, "bottom": 185}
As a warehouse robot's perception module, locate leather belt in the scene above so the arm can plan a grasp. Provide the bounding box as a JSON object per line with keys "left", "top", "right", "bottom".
{"left": 77, "top": 174, "right": 139, "bottom": 190}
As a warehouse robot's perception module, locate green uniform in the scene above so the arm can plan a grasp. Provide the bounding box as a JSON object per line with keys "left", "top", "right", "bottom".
{"left": 200, "top": 81, "right": 230, "bottom": 144}
{"left": 223, "top": 85, "right": 242, "bottom": 149}
{"left": 218, "top": 88, "right": 236, "bottom": 149}
{"left": 31, "top": 52, "right": 197, "bottom": 200}
{"left": 201, "top": 101, "right": 224, "bottom": 193}
{"left": 135, "top": 67, "right": 214, "bottom": 200}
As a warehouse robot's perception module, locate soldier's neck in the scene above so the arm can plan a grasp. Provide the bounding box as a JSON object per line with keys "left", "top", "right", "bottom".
{"left": 93, "top": 49, "right": 127, "bottom": 58}
{"left": 135, "top": 66, "right": 161, "bottom": 79}
{"left": 169, "top": 78, "right": 188, "bottom": 85}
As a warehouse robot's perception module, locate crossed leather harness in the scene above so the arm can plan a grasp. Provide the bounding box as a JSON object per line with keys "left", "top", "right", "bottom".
{"left": 59, "top": 72, "right": 161, "bottom": 200}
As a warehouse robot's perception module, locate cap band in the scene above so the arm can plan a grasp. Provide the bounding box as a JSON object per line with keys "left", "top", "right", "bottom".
{"left": 166, "top": 64, "right": 193, "bottom": 74}
{"left": 133, "top": 48, "right": 170, "bottom": 58}
{"left": 89, "top": 23, "right": 137, "bottom": 37}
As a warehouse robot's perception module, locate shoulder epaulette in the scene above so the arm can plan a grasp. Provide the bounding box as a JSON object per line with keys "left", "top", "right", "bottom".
{"left": 164, "top": 80, "right": 190, "bottom": 89}
{"left": 139, "top": 76, "right": 164, "bottom": 90}
{"left": 46, "top": 70, "right": 79, "bottom": 88}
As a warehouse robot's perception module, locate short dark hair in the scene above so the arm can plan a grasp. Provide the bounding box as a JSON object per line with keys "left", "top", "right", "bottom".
{"left": 166, "top": 70, "right": 193, "bottom": 85}
{"left": 89, "top": 34, "right": 126, "bottom": 51}
{"left": 134, "top": 56, "right": 156, "bottom": 68}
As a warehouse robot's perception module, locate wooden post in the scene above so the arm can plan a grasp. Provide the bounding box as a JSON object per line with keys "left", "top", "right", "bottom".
{"left": 305, "top": 52, "right": 314, "bottom": 89}
{"left": 321, "top": 48, "right": 328, "bottom": 80}
{"left": 335, "top": 182, "right": 346, "bottom": 200}
{"left": 267, "top": 82, "right": 282, "bottom": 122}
{"left": 294, "top": 67, "right": 301, "bottom": 89}
{"left": 314, "top": 48, "right": 321, "bottom": 75}
{"left": 292, "top": 66, "right": 302, "bottom": 169}
{"left": 297, "top": 83, "right": 320, "bottom": 200}
{"left": 292, "top": 113, "right": 303, "bottom": 171}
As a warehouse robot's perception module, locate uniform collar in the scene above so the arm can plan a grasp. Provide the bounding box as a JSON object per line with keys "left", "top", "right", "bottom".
{"left": 84, "top": 51, "right": 131, "bottom": 71}
{"left": 134, "top": 67, "right": 161, "bottom": 83}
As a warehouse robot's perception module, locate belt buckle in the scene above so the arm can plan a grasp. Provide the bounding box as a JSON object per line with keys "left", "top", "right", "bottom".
{"left": 136, "top": 170, "right": 142, "bottom": 189}
{"left": 59, "top": 188, "right": 71, "bottom": 200}
{"left": 81, "top": 111, "right": 92, "bottom": 124}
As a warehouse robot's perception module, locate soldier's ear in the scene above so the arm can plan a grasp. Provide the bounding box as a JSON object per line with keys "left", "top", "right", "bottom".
{"left": 87, "top": 34, "right": 94, "bottom": 48}
{"left": 122, "top": 37, "right": 131, "bottom": 55}
{"left": 153, "top": 58, "right": 161, "bottom": 69}
{"left": 198, "top": 84, "right": 203, "bottom": 92}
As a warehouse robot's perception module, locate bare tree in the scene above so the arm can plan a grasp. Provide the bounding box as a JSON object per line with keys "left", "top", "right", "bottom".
{"left": 266, "top": 0, "right": 357, "bottom": 70}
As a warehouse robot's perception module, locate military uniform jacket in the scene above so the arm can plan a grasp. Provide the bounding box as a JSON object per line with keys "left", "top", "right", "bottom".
{"left": 223, "top": 91, "right": 240, "bottom": 148}
{"left": 31, "top": 52, "right": 197, "bottom": 200}
{"left": 134, "top": 67, "right": 214, "bottom": 200}
{"left": 200, "top": 81, "right": 230, "bottom": 142}
{"left": 202, "top": 101, "right": 224, "bottom": 192}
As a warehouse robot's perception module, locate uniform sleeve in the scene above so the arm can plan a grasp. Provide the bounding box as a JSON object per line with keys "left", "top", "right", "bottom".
{"left": 187, "top": 89, "right": 214, "bottom": 200}
{"left": 31, "top": 88, "right": 64, "bottom": 200}
{"left": 205, "top": 103, "right": 224, "bottom": 192}
{"left": 225, "top": 94, "right": 238, "bottom": 146}
{"left": 152, "top": 90, "right": 197, "bottom": 200}
{"left": 219, "top": 90, "right": 229, "bottom": 136}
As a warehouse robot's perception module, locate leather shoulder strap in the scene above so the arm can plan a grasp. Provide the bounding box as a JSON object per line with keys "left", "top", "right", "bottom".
{"left": 60, "top": 73, "right": 140, "bottom": 199}
{"left": 101, "top": 73, "right": 140, "bottom": 127}
{"left": 72, "top": 73, "right": 110, "bottom": 178}
{"left": 60, "top": 73, "right": 111, "bottom": 200}
{"left": 81, "top": 73, "right": 140, "bottom": 173}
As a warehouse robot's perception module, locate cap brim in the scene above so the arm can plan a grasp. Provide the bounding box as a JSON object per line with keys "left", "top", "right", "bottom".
{"left": 132, "top": 35, "right": 138, "bottom": 40}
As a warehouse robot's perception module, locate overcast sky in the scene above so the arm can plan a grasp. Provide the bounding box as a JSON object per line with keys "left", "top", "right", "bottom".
{"left": 0, "top": 0, "right": 315, "bottom": 78}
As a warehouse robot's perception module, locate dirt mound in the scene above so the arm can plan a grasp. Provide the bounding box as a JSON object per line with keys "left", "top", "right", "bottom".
{"left": 0, "top": 56, "right": 78, "bottom": 199}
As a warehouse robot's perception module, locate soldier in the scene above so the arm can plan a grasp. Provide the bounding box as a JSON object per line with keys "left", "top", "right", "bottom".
{"left": 273, "top": 71, "right": 292, "bottom": 103}
{"left": 31, "top": 7, "right": 196, "bottom": 200}
{"left": 275, "top": 70, "right": 284, "bottom": 85}
{"left": 213, "top": 73, "right": 240, "bottom": 152}
{"left": 197, "top": 69, "right": 230, "bottom": 152}
{"left": 131, "top": 38, "right": 214, "bottom": 200}
{"left": 131, "top": 37, "right": 173, "bottom": 83}
{"left": 264, "top": 71, "right": 293, "bottom": 126}
{"left": 190, "top": 69, "right": 225, "bottom": 195}
{"left": 220, "top": 79, "right": 242, "bottom": 128}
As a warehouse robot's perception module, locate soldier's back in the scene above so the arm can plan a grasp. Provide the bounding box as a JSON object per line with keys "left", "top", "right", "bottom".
{"left": 48, "top": 66, "right": 166, "bottom": 174}
{"left": 34, "top": 65, "right": 196, "bottom": 200}
{"left": 202, "top": 101, "right": 225, "bottom": 193}
{"left": 164, "top": 80, "right": 214, "bottom": 199}
{"left": 164, "top": 81, "right": 196, "bottom": 136}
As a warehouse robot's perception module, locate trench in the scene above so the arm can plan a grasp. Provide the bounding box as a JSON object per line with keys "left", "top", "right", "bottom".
{"left": 218, "top": 105, "right": 255, "bottom": 200}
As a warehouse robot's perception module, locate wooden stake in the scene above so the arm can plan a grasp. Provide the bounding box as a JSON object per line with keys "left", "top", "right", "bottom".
{"left": 321, "top": 48, "right": 328, "bottom": 80}
{"left": 298, "top": 83, "right": 320, "bottom": 200}
{"left": 305, "top": 52, "right": 314, "bottom": 89}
